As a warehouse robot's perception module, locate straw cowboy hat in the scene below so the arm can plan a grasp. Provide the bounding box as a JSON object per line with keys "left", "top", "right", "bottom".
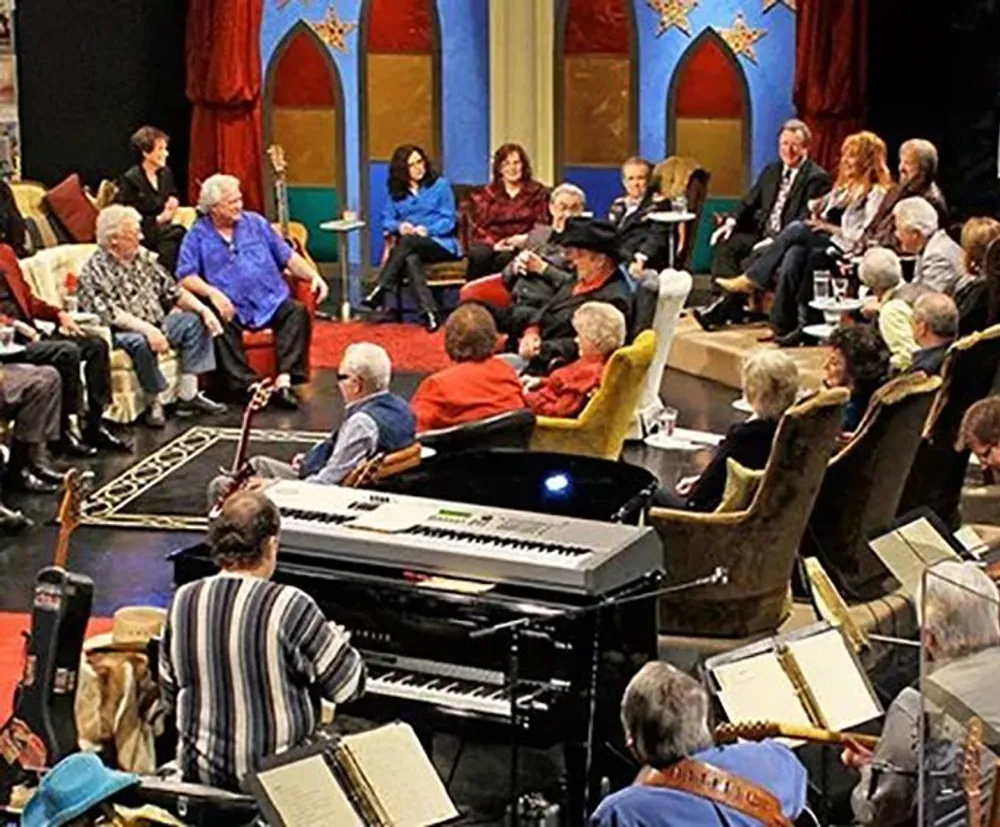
{"left": 83, "top": 606, "right": 166, "bottom": 654}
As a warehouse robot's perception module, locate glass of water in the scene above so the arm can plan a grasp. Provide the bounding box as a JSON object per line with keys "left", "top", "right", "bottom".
{"left": 832, "top": 276, "right": 850, "bottom": 302}
{"left": 671, "top": 194, "right": 688, "bottom": 214}
{"left": 0, "top": 325, "right": 13, "bottom": 349}
{"left": 660, "top": 406, "right": 679, "bottom": 436}
{"left": 813, "top": 270, "right": 832, "bottom": 304}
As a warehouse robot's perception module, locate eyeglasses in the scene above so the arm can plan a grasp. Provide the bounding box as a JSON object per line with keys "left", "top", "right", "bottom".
{"left": 336, "top": 372, "right": 354, "bottom": 382}
{"left": 974, "top": 442, "right": 998, "bottom": 465}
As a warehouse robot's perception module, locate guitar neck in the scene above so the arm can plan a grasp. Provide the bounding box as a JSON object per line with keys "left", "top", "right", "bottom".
{"left": 232, "top": 407, "right": 256, "bottom": 476}
{"left": 715, "top": 721, "right": 880, "bottom": 750}
{"left": 274, "top": 177, "right": 290, "bottom": 238}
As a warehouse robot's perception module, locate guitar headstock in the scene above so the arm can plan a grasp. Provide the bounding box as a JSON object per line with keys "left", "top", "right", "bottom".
{"left": 266, "top": 145, "right": 288, "bottom": 180}
{"left": 54, "top": 469, "right": 94, "bottom": 568}
{"left": 713, "top": 721, "right": 780, "bottom": 745}
{"left": 249, "top": 378, "right": 276, "bottom": 413}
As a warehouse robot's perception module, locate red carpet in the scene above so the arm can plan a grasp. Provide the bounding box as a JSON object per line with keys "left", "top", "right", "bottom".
{"left": 0, "top": 612, "right": 112, "bottom": 722}
{"left": 310, "top": 320, "right": 452, "bottom": 374}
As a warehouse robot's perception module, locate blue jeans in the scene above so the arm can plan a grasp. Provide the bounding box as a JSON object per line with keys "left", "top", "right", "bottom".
{"left": 114, "top": 310, "right": 216, "bottom": 394}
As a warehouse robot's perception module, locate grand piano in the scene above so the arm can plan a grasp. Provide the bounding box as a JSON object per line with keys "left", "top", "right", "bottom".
{"left": 171, "top": 480, "right": 664, "bottom": 820}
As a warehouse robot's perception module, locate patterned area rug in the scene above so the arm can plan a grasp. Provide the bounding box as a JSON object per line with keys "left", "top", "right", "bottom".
{"left": 80, "top": 426, "right": 325, "bottom": 532}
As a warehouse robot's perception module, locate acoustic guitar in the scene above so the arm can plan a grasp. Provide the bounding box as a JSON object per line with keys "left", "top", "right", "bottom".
{"left": 0, "top": 470, "right": 94, "bottom": 800}
{"left": 265, "top": 144, "right": 317, "bottom": 271}
{"left": 962, "top": 717, "right": 985, "bottom": 827}
{"left": 713, "top": 720, "right": 880, "bottom": 750}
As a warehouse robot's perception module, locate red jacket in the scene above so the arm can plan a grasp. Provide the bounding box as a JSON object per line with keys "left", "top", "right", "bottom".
{"left": 412, "top": 358, "right": 526, "bottom": 432}
{"left": 525, "top": 354, "right": 607, "bottom": 418}
{"left": 0, "top": 243, "right": 61, "bottom": 324}
{"left": 467, "top": 180, "right": 550, "bottom": 246}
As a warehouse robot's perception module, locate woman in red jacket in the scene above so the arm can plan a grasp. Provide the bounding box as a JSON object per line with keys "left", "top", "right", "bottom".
{"left": 466, "top": 143, "right": 550, "bottom": 278}
{"left": 411, "top": 303, "right": 526, "bottom": 432}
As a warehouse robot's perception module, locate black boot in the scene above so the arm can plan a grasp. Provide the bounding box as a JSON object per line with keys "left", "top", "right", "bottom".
{"left": 404, "top": 255, "right": 439, "bottom": 324}
{"left": 775, "top": 305, "right": 811, "bottom": 348}
{"left": 422, "top": 311, "right": 440, "bottom": 333}
{"left": 693, "top": 293, "right": 745, "bottom": 331}
{"left": 5, "top": 441, "right": 59, "bottom": 494}
{"left": 85, "top": 417, "right": 133, "bottom": 453}
{"left": 361, "top": 284, "right": 387, "bottom": 310}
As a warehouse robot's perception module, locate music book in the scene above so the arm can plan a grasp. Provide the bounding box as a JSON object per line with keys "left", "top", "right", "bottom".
{"left": 250, "top": 723, "right": 459, "bottom": 827}
{"left": 706, "top": 623, "right": 883, "bottom": 739}
{"left": 868, "top": 513, "right": 964, "bottom": 598}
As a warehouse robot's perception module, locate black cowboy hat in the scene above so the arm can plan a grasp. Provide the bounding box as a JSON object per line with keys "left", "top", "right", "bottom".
{"left": 560, "top": 216, "right": 623, "bottom": 262}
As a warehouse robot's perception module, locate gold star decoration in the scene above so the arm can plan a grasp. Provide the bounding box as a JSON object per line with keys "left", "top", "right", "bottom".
{"left": 646, "top": 0, "right": 699, "bottom": 37}
{"left": 718, "top": 12, "right": 767, "bottom": 64}
{"left": 309, "top": 4, "right": 357, "bottom": 53}
{"left": 762, "top": 0, "right": 796, "bottom": 11}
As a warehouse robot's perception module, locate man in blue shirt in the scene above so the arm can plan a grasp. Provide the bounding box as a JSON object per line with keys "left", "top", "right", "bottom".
{"left": 176, "top": 174, "right": 329, "bottom": 410}
{"left": 590, "top": 662, "right": 807, "bottom": 827}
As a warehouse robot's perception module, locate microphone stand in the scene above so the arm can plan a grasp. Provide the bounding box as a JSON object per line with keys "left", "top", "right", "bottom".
{"left": 469, "top": 566, "right": 729, "bottom": 825}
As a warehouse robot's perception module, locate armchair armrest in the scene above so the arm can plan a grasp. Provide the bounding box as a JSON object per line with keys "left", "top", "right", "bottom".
{"left": 533, "top": 415, "right": 582, "bottom": 433}
{"left": 285, "top": 274, "right": 318, "bottom": 315}
{"left": 79, "top": 322, "right": 113, "bottom": 348}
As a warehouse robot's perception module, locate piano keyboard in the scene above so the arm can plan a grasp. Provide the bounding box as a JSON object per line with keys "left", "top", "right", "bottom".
{"left": 266, "top": 480, "right": 662, "bottom": 595}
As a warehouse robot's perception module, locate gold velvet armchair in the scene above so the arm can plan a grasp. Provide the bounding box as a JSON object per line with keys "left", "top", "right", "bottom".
{"left": 649, "top": 387, "right": 849, "bottom": 638}
{"left": 529, "top": 330, "right": 656, "bottom": 460}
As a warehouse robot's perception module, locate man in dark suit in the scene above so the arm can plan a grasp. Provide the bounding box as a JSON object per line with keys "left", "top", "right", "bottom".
{"left": 909, "top": 292, "right": 958, "bottom": 375}
{"left": 696, "top": 119, "right": 831, "bottom": 329}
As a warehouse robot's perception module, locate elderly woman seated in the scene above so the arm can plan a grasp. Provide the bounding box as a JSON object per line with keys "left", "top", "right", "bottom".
{"left": 524, "top": 301, "right": 626, "bottom": 418}
{"left": 894, "top": 196, "right": 966, "bottom": 295}
{"left": 823, "top": 325, "right": 890, "bottom": 432}
{"left": 954, "top": 216, "right": 1000, "bottom": 335}
{"left": 410, "top": 303, "right": 525, "bottom": 432}
{"left": 858, "top": 247, "right": 922, "bottom": 370}
{"left": 655, "top": 349, "right": 800, "bottom": 512}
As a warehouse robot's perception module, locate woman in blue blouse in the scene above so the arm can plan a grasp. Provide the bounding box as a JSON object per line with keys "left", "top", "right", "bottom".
{"left": 363, "top": 144, "right": 460, "bottom": 331}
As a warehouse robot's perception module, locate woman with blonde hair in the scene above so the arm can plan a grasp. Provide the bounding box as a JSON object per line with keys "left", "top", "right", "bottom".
{"left": 717, "top": 131, "right": 892, "bottom": 344}
{"left": 951, "top": 216, "right": 1000, "bottom": 334}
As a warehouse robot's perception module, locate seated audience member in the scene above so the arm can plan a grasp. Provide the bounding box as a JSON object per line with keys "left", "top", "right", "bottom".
{"left": 658, "top": 349, "right": 799, "bottom": 512}
{"left": 0, "top": 363, "right": 64, "bottom": 495}
{"left": 0, "top": 245, "right": 129, "bottom": 456}
{"left": 525, "top": 301, "right": 626, "bottom": 418}
{"left": 176, "top": 174, "right": 327, "bottom": 410}
{"left": 410, "top": 303, "right": 524, "bottom": 432}
{"left": 954, "top": 216, "right": 1000, "bottom": 335}
{"left": 894, "top": 196, "right": 966, "bottom": 295}
{"left": 863, "top": 138, "right": 948, "bottom": 249}
{"left": 959, "top": 396, "right": 1000, "bottom": 549}
{"left": 209, "top": 343, "right": 414, "bottom": 503}
{"left": 78, "top": 205, "right": 226, "bottom": 428}
{"left": 909, "top": 292, "right": 959, "bottom": 375}
{"left": 0, "top": 177, "right": 27, "bottom": 257}
{"left": 495, "top": 183, "right": 585, "bottom": 340}
{"left": 160, "top": 490, "right": 366, "bottom": 792}
{"left": 824, "top": 325, "right": 890, "bottom": 432}
{"left": 713, "top": 131, "right": 889, "bottom": 341}
{"left": 363, "top": 144, "right": 460, "bottom": 332}
{"left": 115, "top": 126, "right": 186, "bottom": 272}
{"left": 608, "top": 157, "right": 652, "bottom": 226}
{"left": 515, "top": 218, "right": 632, "bottom": 374}
{"left": 465, "top": 143, "right": 549, "bottom": 278}
{"left": 590, "top": 661, "right": 807, "bottom": 827}
{"left": 844, "top": 561, "right": 1000, "bottom": 826}
{"left": 857, "top": 247, "right": 921, "bottom": 370}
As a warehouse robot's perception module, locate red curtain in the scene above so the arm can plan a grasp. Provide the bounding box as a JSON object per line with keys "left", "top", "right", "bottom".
{"left": 185, "top": 0, "right": 265, "bottom": 212}
{"left": 794, "top": 0, "right": 868, "bottom": 174}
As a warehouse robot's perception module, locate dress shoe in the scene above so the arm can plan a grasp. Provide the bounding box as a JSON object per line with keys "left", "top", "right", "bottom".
{"left": 54, "top": 431, "right": 98, "bottom": 459}
{"left": 87, "top": 425, "right": 133, "bottom": 453}
{"left": 361, "top": 285, "right": 386, "bottom": 310}
{"left": 714, "top": 275, "right": 756, "bottom": 295}
{"left": 6, "top": 465, "right": 59, "bottom": 494}
{"left": 0, "top": 504, "right": 31, "bottom": 534}
{"left": 144, "top": 402, "right": 166, "bottom": 429}
{"left": 31, "top": 462, "right": 67, "bottom": 486}
{"left": 775, "top": 327, "right": 806, "bottom": 348}
{"left": 176, "top": 392, "right": 227, "bottom": 417}
{"left": 692, "top": 294, "right": 742, "bottom": 331}
{"left": 422, "top": 311, "right": 440, "bottom": 333}
{"left": 271, "top": 386, "right": 300, "bottom": 410}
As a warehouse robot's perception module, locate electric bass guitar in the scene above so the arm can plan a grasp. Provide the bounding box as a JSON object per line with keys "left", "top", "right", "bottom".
{"left": 0, "top": 470, "right": 94, "bottom": 801}
{"left": 266, "top": 144, "right": 317, "bottom": 271}
{"left": 713, "top": 720, "right": 880, "bottom": 750}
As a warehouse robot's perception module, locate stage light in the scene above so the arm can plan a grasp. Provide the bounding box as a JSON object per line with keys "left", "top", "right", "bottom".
{"left": 543, "top": 472, "right": 571, "bottom": 495}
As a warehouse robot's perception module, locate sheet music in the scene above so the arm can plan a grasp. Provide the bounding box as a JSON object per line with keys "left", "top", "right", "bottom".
{"left": 954, "top": 525, "right": 987, "bottom": 559}
{"left": 870, "top": 518, "right": 961, "bottom": 597}
{"left": 342, "top": 722, "right": 458, "bottom": 827}
{"left": 255, "top": 754, "right": 364, "bottom": 827}
{"left": 787, "top": 629, "right": 882, "bottom": 730}
{"left": 714, "top": 651, "right": 813, "bottom": 728}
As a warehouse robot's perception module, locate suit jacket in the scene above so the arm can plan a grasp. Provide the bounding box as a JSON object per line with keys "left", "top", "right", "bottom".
{"left": 732, "top": 159, "right": 832, "bottom": 238}
{"left": 615, "top": 198, "right": 672, "bottom": 271}
{"left": 0, "top": 243, "right": 60, "bottom": 324}
{"left": 687, "top": 418, "right": 777, "bottom": 512}
{"left": 913, "top": 229, "right": 966, "bottom": 295}
{"left": 909, "top": 343, "right": 950, "bottom": 376}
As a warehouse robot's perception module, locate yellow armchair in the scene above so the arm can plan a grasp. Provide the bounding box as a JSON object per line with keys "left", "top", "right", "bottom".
{"left": 529, "top": 330, "right": 656, "bottom": 460}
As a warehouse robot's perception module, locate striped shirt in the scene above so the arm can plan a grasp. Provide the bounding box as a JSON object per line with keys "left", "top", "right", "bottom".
{"left": 159, "top": 572, "right": 366, "bottom": 791}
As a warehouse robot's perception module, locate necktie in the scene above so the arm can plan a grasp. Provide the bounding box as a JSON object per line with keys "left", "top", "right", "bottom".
{"left": 767, "top": 167, "right": 794, "bottom": 236}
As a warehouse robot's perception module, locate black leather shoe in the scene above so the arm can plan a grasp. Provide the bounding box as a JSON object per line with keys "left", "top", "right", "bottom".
{"left": 31, "top": 462, "right": 67, "bottom": 486}
{"left": 6, "top": 465, "right": 59, "bottom": 494}
{"left": 88, "top": 425, "right": 133, "bottom": 453}
{"left": 271, "top": 386, "right": 300, "bottom": 410}
{"left": 693, "top": 294, "right": 743, "bottom": 331}
{"left": 54, "top": 431, "right": 98, "bottom": 458}
{"left": 361, "top": 285, "right": 386, "bottom": 310}
{"left": 775, "top": 327, "right": 806, "bottom": 348}
{"left": 422, "top": 311, "right": 440, "bottom": 333}
{"left": 0, "top": 504, "right": 31, "bottom": 534}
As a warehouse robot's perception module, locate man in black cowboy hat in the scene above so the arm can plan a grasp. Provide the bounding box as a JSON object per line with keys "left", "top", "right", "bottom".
{"left": 515, "top": 217, "right": 633, "bottom": 374}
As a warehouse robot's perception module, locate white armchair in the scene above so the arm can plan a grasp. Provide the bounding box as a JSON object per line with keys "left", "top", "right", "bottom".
{"left": 629, "top": 269, "right": 693, "bottom": 439}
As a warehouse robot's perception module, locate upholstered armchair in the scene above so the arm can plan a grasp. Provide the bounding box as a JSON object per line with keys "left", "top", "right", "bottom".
{"left": 802, "top": 372, "right": 942, "bottom": 598}
{"left": 529, "top": 330, "right": 656, "bottom": 460}
{"left": 898, "top": 323, "right": 1000, "bottom": 528}
{"left": 648, "top": 387, "right": 849, "bottom": 638}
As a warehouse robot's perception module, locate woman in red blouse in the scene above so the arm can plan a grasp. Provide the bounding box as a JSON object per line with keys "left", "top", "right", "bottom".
{"left": 466, "top": 143, "right": 550, "bottom": 278}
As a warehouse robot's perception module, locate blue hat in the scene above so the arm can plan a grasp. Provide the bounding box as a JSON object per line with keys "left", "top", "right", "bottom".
{"left": 21, "top": 752, "right": 139, "bottom": 827}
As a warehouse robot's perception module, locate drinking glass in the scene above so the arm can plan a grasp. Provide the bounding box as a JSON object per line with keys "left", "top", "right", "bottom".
{"left": 661, "top": 406, "right": 679, "bottom": 437}
{"left": 671, "top": 194, "right": 688, "bottom": 214}
{"left": 813, "top": 270, "right": 832, "bottom": 304}
{"left": 832, "top": 277, "right": 850, "bottom": 302}
{"left": 0, "top": 325, "right": 13, "bottom": 349}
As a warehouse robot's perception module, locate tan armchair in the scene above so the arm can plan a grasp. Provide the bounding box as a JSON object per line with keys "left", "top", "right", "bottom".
{"left": 803, "top": 372, "right": 942, "bottom": 598}
{"left": 649, "top": 387, "right": 849, "bottom": 638}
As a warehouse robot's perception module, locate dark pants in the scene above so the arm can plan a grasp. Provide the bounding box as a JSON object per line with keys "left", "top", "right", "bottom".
{"left": 143, "top": 222, "right": 186, "bottom": 273}
{"left": 379, "top": 235, "right": 459, "bottom": 314}
{"left": 9, "top": 335, "right": 111, "bottom": 434}
{"left": 210, "top": 298, "right": 310, "bottom": 392}
{"left": 0, "top": 363, "right": 61, "bottom": 445}
{"left": 466, "top": 244, "right": 515, "bottom": 279}
{"left": 765, "top": 230, "right": 836, "bottom": 334}
{"left": 711, "top": 231, "right": 760, "bottom": 276}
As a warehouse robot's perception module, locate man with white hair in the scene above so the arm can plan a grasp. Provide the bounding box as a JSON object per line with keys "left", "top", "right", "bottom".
{"left": 176, "top": 174, "right": 329, "bottom": 410}
{"left": 844, "top": 561, "right": 1000, "bottom": 825}
{"left": 208, "top": 343, "right": 415, "bottom": 504}
{"left": 909, "top": 291, "right": 959, "bottom": 374}
{"left": 590, "top": 661, "right": 806, "bottom": 826}
{"left": 893, "top": 195, "right": 965, "bottom": 294}
{"left": 79, "top": 205, "right": 225, "bottom": 427}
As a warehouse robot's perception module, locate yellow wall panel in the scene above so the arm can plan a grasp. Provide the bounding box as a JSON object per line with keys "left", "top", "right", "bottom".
{"left": 563, "top": 55, "right": 629, "bottom": 166}
{"left": 271, "top": 107, "right": 338, "bottom": 187}
{"left": 367, "top": 53, "right": 435, "bottom": 162}
{"left": 675, "top": 117, "right": 745, "bottom": 197}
